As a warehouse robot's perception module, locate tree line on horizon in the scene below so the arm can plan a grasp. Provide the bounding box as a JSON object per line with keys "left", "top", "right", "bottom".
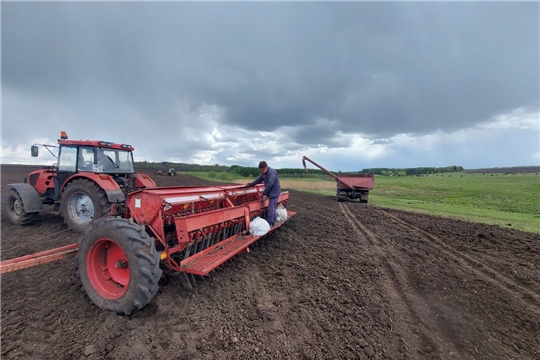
{"left": 361, "top": 165, "right": 464, "bottom": 176}
{"left": 134, "top": 161, "right": 465, "bottom": 177}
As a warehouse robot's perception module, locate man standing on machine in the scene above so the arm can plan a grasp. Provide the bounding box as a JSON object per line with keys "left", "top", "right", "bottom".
{"left": 246, "top": 161, "right": 281, "bottom": 227}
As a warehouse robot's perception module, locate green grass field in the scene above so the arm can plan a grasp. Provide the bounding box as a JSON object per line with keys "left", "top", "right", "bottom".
{"left": 368, "top": 173, "right": 539, "bottom": 234}
{"left": 185, "top": 171, "right": 540, "bottom": 234}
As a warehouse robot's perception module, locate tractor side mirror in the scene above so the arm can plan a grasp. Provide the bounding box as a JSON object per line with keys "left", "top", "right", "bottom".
{"left": 31, "top": 145, "right": 39, "bottom": 157}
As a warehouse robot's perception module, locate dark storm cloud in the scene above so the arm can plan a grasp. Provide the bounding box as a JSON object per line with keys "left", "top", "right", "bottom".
{"left": 2, "top": 2, "right": 538, "bottom": 151}
{"left": 372, "top": 139, "right": 392, "bottom": 145}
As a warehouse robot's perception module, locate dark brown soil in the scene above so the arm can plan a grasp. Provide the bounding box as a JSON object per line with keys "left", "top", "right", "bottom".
{"left": 1, "top": 164, "right": 539, "bottom": 359}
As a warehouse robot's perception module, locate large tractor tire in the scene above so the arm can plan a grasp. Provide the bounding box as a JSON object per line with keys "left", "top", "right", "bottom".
{"left": 5, "top": 188, "right": 40, "bottom": 225}
{"left": 60, "top": 179, "right": 110, "bottom": 232}
{"left": 78, "top": 217, "right": 162, "bottom": 315}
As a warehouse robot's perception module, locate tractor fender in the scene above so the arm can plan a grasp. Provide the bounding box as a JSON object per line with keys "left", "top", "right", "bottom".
{"left": 103, "top": 189, "right": 125, "bottom": 204}
{"left": 132, "top": 173, "right": 157, "bottom": 188}
{"left": 60, "top": 174, "right": 126, "bottom": 203}
{"left": 6, "top": 183, "right": 43, "bottom": 212}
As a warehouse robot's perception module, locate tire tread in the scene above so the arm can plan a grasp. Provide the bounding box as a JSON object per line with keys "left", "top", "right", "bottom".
{"left": 78, "top": 217, "right": 162, "bottom": 315}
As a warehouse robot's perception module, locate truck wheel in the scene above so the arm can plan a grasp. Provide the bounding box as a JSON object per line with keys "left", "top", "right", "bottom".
{"left": 78, "top": 217, "right": 162, "bottom": 315}
{"left": 336, "top": 189, "right": 342, "bottom": 202}
{"left": 61, "top": 179, "right": 110, "bottom": 232}
{"left": 360, "top": 192, "right": 369, "bottom": 204}
{"left": 5, "top": 188, "right": 39, "bottom": 225}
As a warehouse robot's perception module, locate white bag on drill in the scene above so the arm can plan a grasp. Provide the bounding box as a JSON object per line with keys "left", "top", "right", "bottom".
{"left": 249, "top": 217, "right": 270, "bottom": 236}
{"left": 275, "top": 204, "right": 288, "bottom": 222}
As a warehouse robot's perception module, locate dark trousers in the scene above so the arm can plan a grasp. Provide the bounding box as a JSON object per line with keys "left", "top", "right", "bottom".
{"left": 268, "top": 197, "right": 278, "bottom": 224}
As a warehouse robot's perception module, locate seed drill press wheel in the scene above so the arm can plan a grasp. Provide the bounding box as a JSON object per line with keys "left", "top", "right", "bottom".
{"left": 78, "top": 217, "right": 162, "bottom": 315}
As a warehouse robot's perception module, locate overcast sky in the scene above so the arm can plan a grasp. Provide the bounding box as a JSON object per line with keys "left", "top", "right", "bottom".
{"left": 2, "top": 1, "right": 539, "bottom": 171}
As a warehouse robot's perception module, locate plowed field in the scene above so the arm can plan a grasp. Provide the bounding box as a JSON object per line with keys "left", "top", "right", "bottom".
{"left": 1, "top": 165, "right": 539, "bottom": 359}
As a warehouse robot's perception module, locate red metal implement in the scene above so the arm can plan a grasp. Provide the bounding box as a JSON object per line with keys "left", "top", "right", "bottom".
{"left": 0, "top": 244, "right": 78, "bottom": 274}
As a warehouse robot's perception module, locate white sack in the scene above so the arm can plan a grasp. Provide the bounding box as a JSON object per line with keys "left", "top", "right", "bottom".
{"left": 249, "top": 217, "right": 270, "bottom": 236}
{"left": 275, "top": 204, "right": 288, "bottom": 222}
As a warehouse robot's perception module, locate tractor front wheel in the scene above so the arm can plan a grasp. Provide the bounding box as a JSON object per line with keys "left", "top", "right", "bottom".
{"left": 78, "top": 217, "right": 162, "bottom": 315}
{"left": 61, "top": 179, "right": 110, "bottom": 232}
{"left": 5, "top": 189, "right": 39, "bottom": 225}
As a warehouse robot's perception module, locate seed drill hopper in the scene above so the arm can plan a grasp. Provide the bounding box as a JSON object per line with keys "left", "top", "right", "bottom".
{"left": 1, "top": 138, "right": 296, "bottom": 315}
{"left": 302, "top": 156, "right": 374, "bottom": 203}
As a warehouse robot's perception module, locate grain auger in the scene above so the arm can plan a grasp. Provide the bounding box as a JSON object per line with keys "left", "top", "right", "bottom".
{"left": 302, "top": 155, "right": 374, "bottom": 202}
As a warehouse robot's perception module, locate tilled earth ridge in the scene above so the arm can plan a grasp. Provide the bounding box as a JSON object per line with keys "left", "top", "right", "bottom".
{"left": 1, "top": 164, "right": 539, "bottom": 359}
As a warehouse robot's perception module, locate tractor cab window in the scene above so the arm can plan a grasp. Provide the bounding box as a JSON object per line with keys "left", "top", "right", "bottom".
{"left": 77, "top": 147, "right": 96, "bottom": 172}
{"left": 114, "top": 149, "right": 135, "bottom": 173}
{"left": 96, "top": 147, "right": 135, "bottom": 173}
{"left": 58, "top": 146, "right": 77, "bottom": 172}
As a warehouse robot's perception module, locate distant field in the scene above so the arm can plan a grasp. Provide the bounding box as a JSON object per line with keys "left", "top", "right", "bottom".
{"left": 1, "top": 166, "right": 537, "bottom": 233}
{"left": 296, "top": 173, "right": 540, "bottom": 234}
{"left": 187, "top": 171, "right": 540, "bottom": 234}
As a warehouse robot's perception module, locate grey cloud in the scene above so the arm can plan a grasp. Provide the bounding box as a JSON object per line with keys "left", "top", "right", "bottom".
{"left": 2, "top": 2, "right": 538, "bottom": 166}
{"left": 285, "top": 120, "right": 355, "bottom": 148}
{"left": 372, "top": 139, "right": 393, "bottom": 145}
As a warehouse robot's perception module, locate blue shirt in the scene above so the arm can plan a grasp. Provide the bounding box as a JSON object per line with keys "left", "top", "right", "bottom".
{"left": 249, "top": 167, "right": 281, "bottom": 198}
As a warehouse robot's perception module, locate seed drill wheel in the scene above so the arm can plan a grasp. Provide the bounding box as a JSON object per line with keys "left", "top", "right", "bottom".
{"left": 61, "top": 179, "right": 110, "bottom": 232}
{"left": 5, "top": 188, "right": 39, "bottom": 225}
{"left": 78, "top": 217, "right": 162, "bottom": 315}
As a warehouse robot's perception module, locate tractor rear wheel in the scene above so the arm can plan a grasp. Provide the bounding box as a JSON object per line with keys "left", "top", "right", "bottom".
{"left": 61, "top": 179, "right": 110, "bottom": 232}
{"left": 5, "top": 189, "right": 39, "bottom": 225}
{"left": 78, "top": 217, "right": 162, "bottom": 315}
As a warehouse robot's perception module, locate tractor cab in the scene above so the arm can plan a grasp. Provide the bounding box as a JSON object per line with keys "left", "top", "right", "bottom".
{"left": 60, "top": 143, "right": 136, "bottom": 175}
{"left": 31, "top": 132, "right": 136, "bottom": 176}
{"left": 24, "top": 131, "right": 156, "bottom": 219}
{"left": 29, "top": 132, "right": 139, "bottom": 203}
{"left": 13, "top": 132, "right": 156, "bottom": 232}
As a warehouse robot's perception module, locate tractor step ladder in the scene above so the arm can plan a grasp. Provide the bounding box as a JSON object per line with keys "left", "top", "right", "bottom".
{"left": 180, "top": 210, "right": 296, "bottom": 276}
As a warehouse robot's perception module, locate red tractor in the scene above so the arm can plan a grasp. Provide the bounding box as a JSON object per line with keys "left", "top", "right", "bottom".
{"left": 2, "top": 132, "right": 296, "bottom": 315}
{"left": 5, "top": 131, "right": 156, "bottom": 232}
